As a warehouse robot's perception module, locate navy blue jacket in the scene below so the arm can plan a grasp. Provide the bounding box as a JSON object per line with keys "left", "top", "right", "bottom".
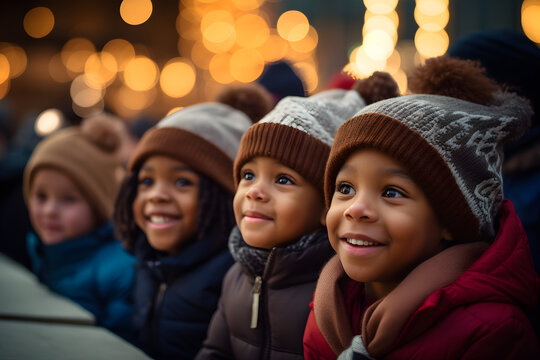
{"left": 26, "top": 223, "right": 136, "bottom": 340}
{"left": 132, "top": 233, "right": 234, "bottom": 360}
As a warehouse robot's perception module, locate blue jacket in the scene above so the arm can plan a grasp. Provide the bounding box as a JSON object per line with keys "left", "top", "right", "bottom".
{"left": 26, "top": 223, "right": 136, "bottom": 340}
{"left": 132, "top": 233, "right": 234, "bottom": 360}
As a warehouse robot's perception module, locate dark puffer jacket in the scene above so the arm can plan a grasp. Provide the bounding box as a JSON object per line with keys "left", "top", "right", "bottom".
{"left": 196, "top": 227, "right": 334, "bottom": 360}
{"left": 132, "top": 233, "right": 234, "bottom": 360}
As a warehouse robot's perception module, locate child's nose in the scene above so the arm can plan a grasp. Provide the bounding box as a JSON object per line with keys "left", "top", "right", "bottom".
{"left": 42, "top": 199, "right": 59, "bottom": 215}
{"left": 344, "top": 194, "right": 377, "bottom": 222}
{"left": 148, "top": 183, "right": 172, "bottom": 202}
{"left": 245, "top": 184, "right": 269, "bottom": 202}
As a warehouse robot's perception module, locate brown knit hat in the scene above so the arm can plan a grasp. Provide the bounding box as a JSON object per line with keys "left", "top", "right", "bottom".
{"left": 234, "top": 72, "right": 400, "bottom": 193}
{"left": 23, "top": 115, "right": 124, "bottom": 224}
{"left": 128, "top": 85, "right": 273, "bottom": 194}
{"left": 325, "top": 57, "right": 532, "bottom": 242}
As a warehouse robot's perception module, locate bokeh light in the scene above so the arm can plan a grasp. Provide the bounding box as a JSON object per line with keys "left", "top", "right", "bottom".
{"left": 191, "top": 41, "right": 213, "bottom": 69}
{"left": 293, "top": 61, "right": 318, "bottom": 93}
{"left": 277, "top": 10, "right": 310, "bottom": 42}
{"left": 23, "top": 7, "right": 55, "bottom": 38}
{"left": 201, "top": 10, "right": 236, "bottom": 53}
{"left": 414, "top": 28, "right": 449, "bottom": 57}
{"left": 123, "top": 56, "right": 159, "bottom": 91}
{"left": 84, "top": 52, "right": 118, "bottom": 89}
{"left": 235, "top": 14, "right": 269, "bottom": 48}
{"left": 102, "top": 39, "right": 135, "bottom": 71}
{"left": 160, "top": 58, "right": 196, "bottom": 97}
{"left": 70, "top": 75, "right": 104, "bottom": 108}
{"left": 363, "top": 30, "right": 395, "bottom": 61}
{"left": 209, "top": 53, "right": 234, "bottom": 84}
{"left": 415, "top": 7, "right": 449, "bottom": 31}
{"left": 120, "top": 0, "right": 153, "bottom": 25}
{"left": 232, "top": 0, "right": 265, "bottom": 11}
{"left": 0, "top": 44, "right": 27, "bottom": 79}
{"left": 416, "top": 0, "right": 449, "bottom": 16}
{"left": 229, "top": 48, "right": 265, "bottom": 83}
{"left": 0, "top": 55, "right": 9, "bottom": 85}
{"left": 48, "top": 54, "right": 72, "bottom": 83}
{"left": 289, "top": 26, "right": 318, "bottom": 53}
{"left": 522, "top": 0, "right": 540, "bottom": 43}
{"left": 35, "top": 109, "right": 64, "bottom": 136}
{"left": 61, "top": 38, "right": 96, "bottom": 75}
{"left": 364, "top": 0, "right": 399, "bottom": 15}
{"left": 258, "top": 31, "right": 288, "bottom": 62}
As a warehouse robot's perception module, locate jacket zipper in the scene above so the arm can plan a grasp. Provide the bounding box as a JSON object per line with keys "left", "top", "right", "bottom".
{"left": 261, "top": 249, "right": 277, "bottom": 360}
{"left": 251, "top": 275, "right": 262, "bottom": 328}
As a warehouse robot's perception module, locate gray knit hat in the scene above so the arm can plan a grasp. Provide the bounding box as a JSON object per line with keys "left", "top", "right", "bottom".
{"left": 128, "top": 102, "right": 252, "bottom": 194}
{"left": 234, "top": 89, "right": 366, "bottom": 192}
{"left": 325, "top": 91, "right": 532, "bottom": 242}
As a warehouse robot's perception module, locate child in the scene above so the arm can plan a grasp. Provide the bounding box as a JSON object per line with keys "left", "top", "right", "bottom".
{"left": 23, "top": 116, "right": 135, "bottom": 341}
{"left": 196, "top": 72, "right": 399, "bottom": 359}
{"left": 113, "top": 84, "right": 273, "bottom": 359}
{"left": 303, "top": 57, "right": 540, "bottom": 359}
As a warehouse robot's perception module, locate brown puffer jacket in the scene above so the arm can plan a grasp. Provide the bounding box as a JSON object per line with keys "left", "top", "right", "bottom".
{"left": 196, "top": 227, "right": 334, "bottom": 360}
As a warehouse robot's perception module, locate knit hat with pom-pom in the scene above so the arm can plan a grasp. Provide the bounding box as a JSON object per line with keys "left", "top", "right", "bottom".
{"left": 128, "top": 84, "right": 273, "bottom": 194}
{"left": 325, "top": 56, "right": 533, "bottom": 242}
{"left": 234, "top": 71, "right": 399, "bottom": 193}
{"left": 24, "top": 115, "right": 125, "bottom": 224}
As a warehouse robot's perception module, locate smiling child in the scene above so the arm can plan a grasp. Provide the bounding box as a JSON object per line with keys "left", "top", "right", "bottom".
{"left": 303, "top": 57, "right": 540, "bottom": 359}
{"left": 114, "top": 84, "right": 273, "bottom": 359}
{"left": 197, "top": 72, "right": 400, "bottom": 360}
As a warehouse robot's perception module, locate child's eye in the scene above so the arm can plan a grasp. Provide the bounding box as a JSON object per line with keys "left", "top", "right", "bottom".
{"left": 382, "top": 187, "right": 405, "bottom": 198}
{"left": 62, "top": 196, "right": 76, "bottom": 203}
{"left": 242, "top": 171, "right": 255, "bottom": 181}
{"left": 337, "top": 183, "right": 355, "bottom": 195}
{"left": 276, "top": 175, "right": 294, "bottom": 185}
{"left": 175, "top": 178, "right": 192, "bottom": 187}
{"left": 35, "top": 192, "right": 47, "bottom": 201}
{"left": 138, "top": 177, "right": 153, "bottom": 187}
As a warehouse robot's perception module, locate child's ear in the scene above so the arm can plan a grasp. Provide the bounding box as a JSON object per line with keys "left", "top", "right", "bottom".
{"left": 442, "top": 228, "right": 453, "bottom": 242}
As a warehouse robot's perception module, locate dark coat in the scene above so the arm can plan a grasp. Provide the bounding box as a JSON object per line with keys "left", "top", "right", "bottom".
{"left": 132, "top": 233, "right": 234, "bottom": 360}
{"left": 196, "top": 227, "right": 334, "bottom": 360}
{"left": 26, "top": 223, "right": 136, "bottom": 340}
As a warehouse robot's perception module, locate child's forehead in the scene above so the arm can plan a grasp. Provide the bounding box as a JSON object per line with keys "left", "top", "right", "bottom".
{"left": 339, "top": 149, "right": 412, "bottom": 179}
{"left": 32, "top": 167, "right": 81, "bottom": 191}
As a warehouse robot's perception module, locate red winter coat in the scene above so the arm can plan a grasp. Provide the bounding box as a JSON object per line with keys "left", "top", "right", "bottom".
{"left": 304, "top": 199, "right": 540, "bottom": 359}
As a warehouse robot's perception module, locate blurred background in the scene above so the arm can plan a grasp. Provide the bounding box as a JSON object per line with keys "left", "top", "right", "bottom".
{"left": 0, "top": 0, "right": 538, "bottom": 135}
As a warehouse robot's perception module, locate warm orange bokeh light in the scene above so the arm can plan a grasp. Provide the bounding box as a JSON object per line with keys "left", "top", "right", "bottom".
{"left": 293, "top": 61, "right": 318, "bottom": 93}
{"left": 191, "top": 41, "right": 213, "bottom": 69}
{"left": 258, "top": 32, "right": 288, "bottom": 62}
{"left": 232, "top": 0, "right": 265, "bottom": 11}
{"left": 23, "top": 7, "right": 55, "bottom": 38}
{"left": 0, "top": 80, "right": 10, "bottom": 100}
{"left": 0, "top": 43, "right": 27, "bottom": 79}
{"left": 209, "top": 53, "right": 234, "bottom": 84}
{"left": 120, "top": 0, "right": 153, "bottom": 25}
{"left": 289, "top": 25, "right": 318, "bottom": 53}
{"left": 416, "top": 0, "right": 449, "bottom": 16}
{"left": 70, "top": 75, "right": 104, "bottom": 108}
{"left": 0, "top": 55, "right": 10, "bottom": 84}
{"left": 235, "top": 14, "right": 269, "bottom": 48}
{"left": 363, "top": 0, "right": 398, "bottom": 15}
{"left": 61, "top": 38, "right": 96, "bottom": 74}
{"left": 522, "top": 1, "right": 540, "bottom": 43}
{"left": 123, "top": 56, "right": 159, "bottom": 91}
{"left": 160, "top": 58, "right": 196, "bottom": 97}
{"left": 102, "top": 39, "right": 135, "bottom": 71}
{"left": 84, "top": 52, "right": 118, "bottom": 89}
{"left": 229, "top": 48, "right": 265, "bottom": 83}
{"left": 35, "top": 109, "right": 63, "bottom": 136}
{"left": 414, "top": 28, "right": 449, "bottom": 57}
{"left": 415, "top": 7, "right": 449, "bottom": 31}
{"left": 277, "top": 10, "right": 310, "bottom": 42}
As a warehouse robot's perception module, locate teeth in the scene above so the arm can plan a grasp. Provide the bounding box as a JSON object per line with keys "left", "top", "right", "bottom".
{"left": 346, "top": 238, "right": 378, "bottom": 246}
{"left": 149, "top": 216, "right": 173, "bottom": 224}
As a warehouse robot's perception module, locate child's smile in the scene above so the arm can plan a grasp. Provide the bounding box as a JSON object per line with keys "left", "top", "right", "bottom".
{"left": 326, "top": 149, "right": 451, "bottom": 299}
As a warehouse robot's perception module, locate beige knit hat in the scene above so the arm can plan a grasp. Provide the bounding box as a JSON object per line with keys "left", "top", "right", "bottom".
{"left": 23, "top": 115, "right": 124, "bottom": 224}
{"left": 127, "top": 84, "right": 274, "bottom": 194}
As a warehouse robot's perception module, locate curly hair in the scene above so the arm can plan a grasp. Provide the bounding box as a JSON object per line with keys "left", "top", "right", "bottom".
{"left": 114, "top": 169, "right": 235, "bottom": 253}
